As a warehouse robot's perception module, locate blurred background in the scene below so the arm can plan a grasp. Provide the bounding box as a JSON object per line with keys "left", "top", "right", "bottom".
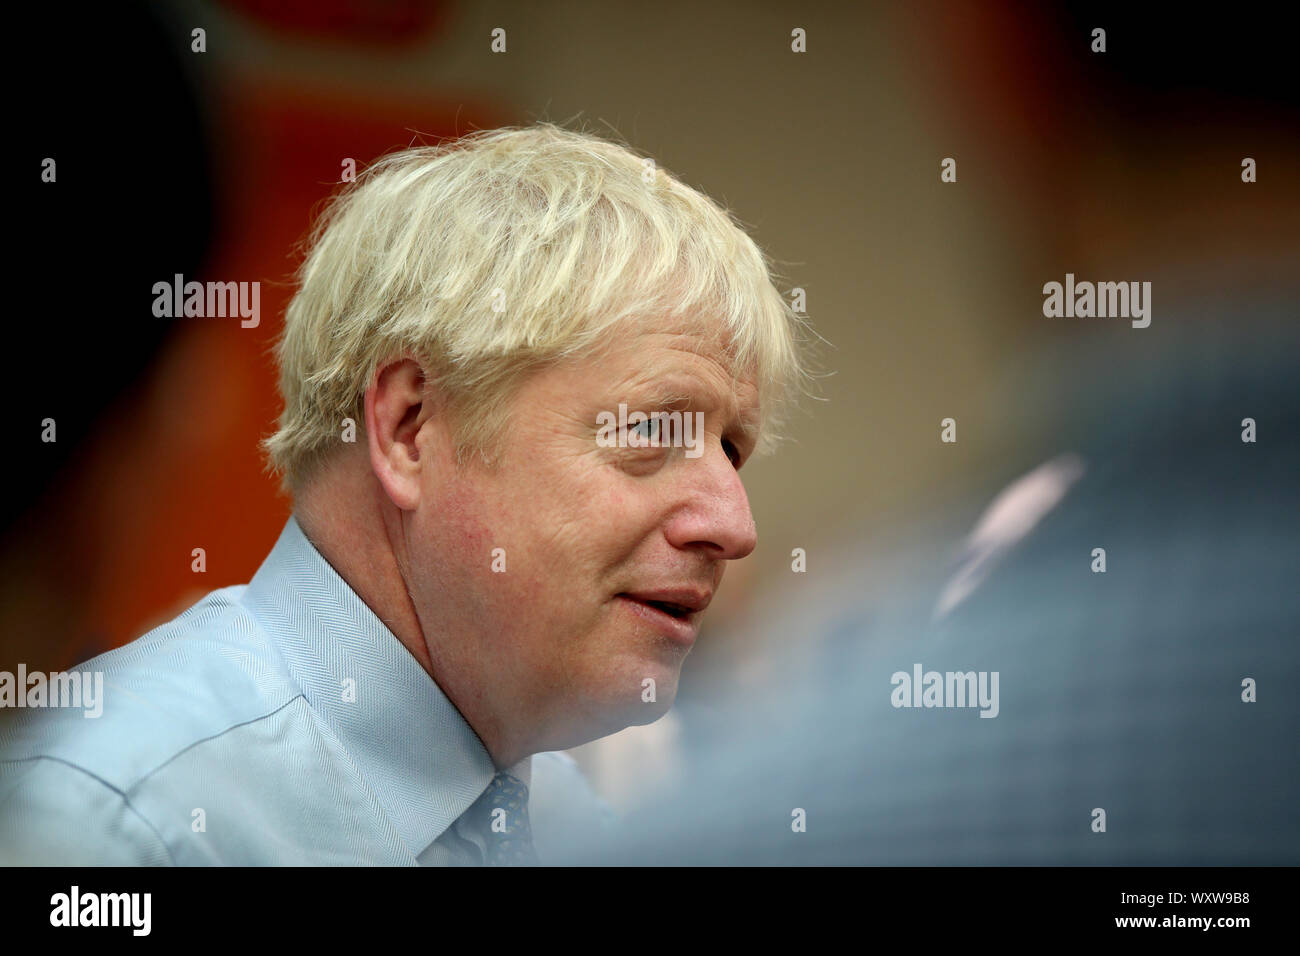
{"left": 8, "top": 1, "right": 1298, "bottom": 860}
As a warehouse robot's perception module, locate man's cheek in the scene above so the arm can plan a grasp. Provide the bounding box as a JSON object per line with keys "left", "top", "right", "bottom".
{"left": 437, "top": 481, "right": 514, "bottom": 566}
{"left": 593, "top": 487, "right": 663, "bottom": 551}
{"left": 531, "top": 500, "right": 611, "bottom": 561}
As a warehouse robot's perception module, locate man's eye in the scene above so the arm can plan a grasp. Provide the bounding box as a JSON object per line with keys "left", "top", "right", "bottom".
{"left": 629, "top": 417, "right": 662, "bottom": 441}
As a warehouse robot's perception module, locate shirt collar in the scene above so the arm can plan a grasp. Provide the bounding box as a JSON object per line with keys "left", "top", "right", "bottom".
{"left": 241, "top": 515, "right": 524, "bottom": 856}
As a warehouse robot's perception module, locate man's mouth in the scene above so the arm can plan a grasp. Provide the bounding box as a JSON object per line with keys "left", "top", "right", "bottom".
{"left": 615, "top": 590, "right": 709, "bottom": 646}
{"left": 638, "top": 599, "right": 693, "bottom": 619}
{"left": 616, "top": 589, "right": 712, "bottom": 620}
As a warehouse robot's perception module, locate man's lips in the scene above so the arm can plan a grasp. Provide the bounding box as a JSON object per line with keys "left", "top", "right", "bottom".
{"left": 617, "top": 588, "right": 713, "bottom": 618}
{"left": 616, "top": 588, "right": 712, "bottom": 646}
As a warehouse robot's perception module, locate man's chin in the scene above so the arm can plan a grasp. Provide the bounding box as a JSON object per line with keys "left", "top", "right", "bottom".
{"left": 585, "top": 679, "right": 678, "bottom": 737}
{"left": 621, "top": 694, "right": 675, "bottom": 728}
{"left": 544, "top": 693, "right": 676, "bottom": 753}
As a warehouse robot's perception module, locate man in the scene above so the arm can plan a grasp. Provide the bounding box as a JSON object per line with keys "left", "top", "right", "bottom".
{"left": 0, "top": 124, "right": 808, "bottom": 865}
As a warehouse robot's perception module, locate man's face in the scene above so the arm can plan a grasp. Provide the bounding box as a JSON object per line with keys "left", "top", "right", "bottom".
{"left": 406, "top": 326, "right": 760, "bottom": 753}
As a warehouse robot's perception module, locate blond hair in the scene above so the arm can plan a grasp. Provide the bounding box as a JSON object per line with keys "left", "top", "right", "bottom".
{"left": 263, "top": 122, "right": 810, "bottom": 490}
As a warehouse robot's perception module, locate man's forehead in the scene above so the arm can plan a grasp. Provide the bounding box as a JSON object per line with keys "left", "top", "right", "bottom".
{"left": 598, "top": 331, "right": 759, "bottom": 412}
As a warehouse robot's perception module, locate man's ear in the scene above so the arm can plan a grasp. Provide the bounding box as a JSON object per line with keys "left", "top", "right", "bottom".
{"left": 365, "top": 357, "right": 435, "bottom": 511}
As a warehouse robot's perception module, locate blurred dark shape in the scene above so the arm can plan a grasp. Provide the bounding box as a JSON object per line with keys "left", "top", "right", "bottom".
{"left": 13, "top": 0, "right": 214, "bottom": 534}
{"left": 568, "top": 304, "right": 1300, "bottom": 864}
{"left": 1055, "top": 2, "right": 1300, "bottom": 115}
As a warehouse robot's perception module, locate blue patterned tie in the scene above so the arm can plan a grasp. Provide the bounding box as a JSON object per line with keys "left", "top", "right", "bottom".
{"left": 471, "top": 772, "right": 540, "bottom": 866}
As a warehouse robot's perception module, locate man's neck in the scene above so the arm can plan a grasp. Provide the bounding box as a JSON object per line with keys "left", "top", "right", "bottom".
{"left": 294, "top": 459, "right": 435, "bottom": 679}
{"left": 291, "top": 456, "right": 537, "bottom": 770}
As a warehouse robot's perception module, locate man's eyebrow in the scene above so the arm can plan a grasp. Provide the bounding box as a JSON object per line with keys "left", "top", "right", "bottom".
{"left": 610, "top": 373, "right": 760, "bottom": 439}
{"left": 641, "top": 383, "right": 761, "bottom": 445}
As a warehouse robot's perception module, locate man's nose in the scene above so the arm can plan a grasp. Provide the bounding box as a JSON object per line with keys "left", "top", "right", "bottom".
{"left": 662, "top": 445, "right": 758, "bottom": 561}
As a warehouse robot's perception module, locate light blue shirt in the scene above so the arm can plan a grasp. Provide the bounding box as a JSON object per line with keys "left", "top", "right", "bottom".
{"left": 0, "top": 516, "right": 615, "bottom": 865}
